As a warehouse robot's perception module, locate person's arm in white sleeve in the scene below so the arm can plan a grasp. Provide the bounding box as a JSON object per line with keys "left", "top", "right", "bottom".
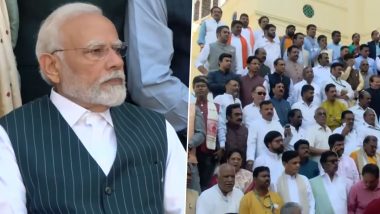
{"left": 195, "top": 44, "right": 210, "bottom": 75}
{"left": 164, "top": 121, "right": 186, "bottom": 214}
{"left": 246, "top": 125, "right": 257, "bottom": 169}
{"left": 0, "top": 125, "right": 27, "bottom": 214}
{"left": 217, "top": 108, "right": 227, "bottom": 149}
{"left": 126, "top": 0, "right": 188, "bottom": 131}
{"left": 305, "top": 178, "right": 315, "bottom": 214}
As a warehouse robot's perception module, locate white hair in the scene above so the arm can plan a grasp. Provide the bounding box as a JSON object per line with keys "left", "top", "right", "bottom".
{"left": 35, "top": 3, "right": 102, "bottom": 85}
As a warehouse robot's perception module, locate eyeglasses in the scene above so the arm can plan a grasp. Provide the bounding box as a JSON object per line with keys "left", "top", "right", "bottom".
{"left": 317, "top": 112, "right": 326, "bottom": 116}
{"left": 257, "top": 91, "right": 266, "bottom": 96}
{"left": 51, "top": 42, "right": 128, "bottom": 61}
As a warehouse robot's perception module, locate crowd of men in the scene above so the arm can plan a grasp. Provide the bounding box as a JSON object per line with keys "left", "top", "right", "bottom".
{"left": 188, "top": 6, "right": 380, "bottom": 214}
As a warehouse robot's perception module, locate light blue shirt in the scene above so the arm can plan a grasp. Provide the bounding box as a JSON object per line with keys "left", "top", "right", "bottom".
{"left": 355, "top": 55, "right": 377, "bottom": 76}
{"left": 327, "top": 42, "right": 342, "bottom": 62}
{"left": 125, "top": 0, "right": 189, "bottom": 131}
{"left": 303, "top": 36, "right": 319, "bottom": 64}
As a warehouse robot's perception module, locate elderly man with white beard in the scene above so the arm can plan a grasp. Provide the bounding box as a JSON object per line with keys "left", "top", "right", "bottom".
{"left": 0, "top": 3, "right": 186, "bottom": 213}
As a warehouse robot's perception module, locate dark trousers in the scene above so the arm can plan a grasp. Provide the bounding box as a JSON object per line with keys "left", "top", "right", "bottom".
{"left": 196, "top": 151, "right": 217, "bottom": 191}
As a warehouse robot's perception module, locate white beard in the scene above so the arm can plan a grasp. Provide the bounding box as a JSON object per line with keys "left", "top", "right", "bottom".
{"left": 61, "top": 68, "right": 127, "bottom": 107}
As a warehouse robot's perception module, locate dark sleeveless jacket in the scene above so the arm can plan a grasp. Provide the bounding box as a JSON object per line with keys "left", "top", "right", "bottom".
{"left": 0, "top": 96, "right": 167, "bottom": 213}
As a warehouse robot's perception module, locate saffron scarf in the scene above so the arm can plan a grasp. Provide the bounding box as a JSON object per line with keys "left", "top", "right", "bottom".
{"left": 228, "top": 35, "right": 248, "bottom": 68}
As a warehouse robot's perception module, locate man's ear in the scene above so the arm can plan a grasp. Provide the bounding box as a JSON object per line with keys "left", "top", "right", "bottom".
{"left": 38, "top": 53, "right": 61, "bottom": 84}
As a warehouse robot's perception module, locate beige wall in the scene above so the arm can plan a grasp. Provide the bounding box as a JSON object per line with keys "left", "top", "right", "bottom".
{"left": 190, "top": 0, "right": 380, "bottom": 87}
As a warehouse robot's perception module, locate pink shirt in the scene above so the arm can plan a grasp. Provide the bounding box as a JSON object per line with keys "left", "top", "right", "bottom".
{"left": 348, "top": 180, "right": 380, "bottom": 214}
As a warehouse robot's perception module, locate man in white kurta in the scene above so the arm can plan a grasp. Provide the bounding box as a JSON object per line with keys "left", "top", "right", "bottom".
{"left": 307, "top": 107, "right": 332, "bottom": 162}
{"left": 312, "top": 52, "right": 331, "bottom": 85}
{"left": 357, "top": 109, "right": 380, "bottom": 151}
{"left": 328, "top": 133, "right": 359, "bottom": 189}
{"left": 239, "top": 13, "right": 254, "bottom": 55}
{"left": 288, "top": 66, "right": 322, "bottom": 106}
{"left": 276, "top": 151, "right": 315, "bottom": 214}
{"left": 242, "top": 85, "right": 278, "bottom": 128}
{"left": 349, "top": 91, "right": 373, "bottom": 129}
{"left": 321, "top": 63, "right": 354, "bottom": 107}
{"left": 253, "top": 24, "right": 281, "bottom": 73}
{"left": 291, "top": 84, "right": 319, "bottom": 130}
{"left": 253, "top": 131, "right": 285, "bottom": 186}
{"left": 246, "top": 101, "right": 284, "bottom": 167}
{"left": 310, "top": 151, "right": 349, "bottom": 214}
{"left": 333, "top": 111, "right": 360, "bottom": 155}
{"left": 229, "top": 20, "right": 251, "bottom": 75}
{"left": 196, "top": 6, "right": 225, "bottom": 48}
{"left": 196, "top": 164, "right": 244, "bottom": 214}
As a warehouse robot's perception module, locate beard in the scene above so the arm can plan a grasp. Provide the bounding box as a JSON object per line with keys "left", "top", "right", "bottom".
{"left": 60, "top": 67, "right": 127, "bottom": 108}
{"left": 273, "top": 145, "right": 284, "bottom": 154}
{"left": 287, "top": 31, "right": 295, "bottom": 37}
{"left": 268, "top": 32, "right": 276, "bottom": 39}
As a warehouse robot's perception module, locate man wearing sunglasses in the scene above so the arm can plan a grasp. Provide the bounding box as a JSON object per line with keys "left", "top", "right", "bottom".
{"left": 0, "top": 3, "right": 185, "bottom": 213}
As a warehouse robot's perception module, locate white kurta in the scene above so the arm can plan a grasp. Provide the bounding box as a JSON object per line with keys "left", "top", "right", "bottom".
{"left": 253, "top": 37, "right": 281, "bottom": 73}
{"left": 254, "top": 149, "right": 284, "bottom": 186}
{"left": 320, "top": 173, "right": 349, "bottom": 214}
{"left": 288, "top": 80, "right": 322, "bottom": 106}
{"left": 312, "top": 65, "right": 330, "bottom": 86}
{"left": 337, "top": 155, "right": 360, "bottom": 189}
{"left": 0, "top": 0, "right": 21, "bottom": 117}
{"left": 247, "top": 118, "right": 284, "bottom": 161}
{"left": 241, "top": 27, "right": 254, "bottom": 55}
{"left": 333, "top": 125, "right": 360, "bottom": 156}
{"left": 291, "top": 101, "right": 319, "bottom": 130}
{"left": 230, "top": 34, "right": 251, "bottom": 75}
{"left": 242, "top": 102, "right": 279, "bottom": 128}
{"left": 196, "top": 185, "right": 244, "bottom": 214}
{"left": 277, "top": 174, "right": 315, "bottom": 214}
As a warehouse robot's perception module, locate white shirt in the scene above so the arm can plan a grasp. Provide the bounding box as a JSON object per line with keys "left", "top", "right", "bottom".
{"left": 0, "top": 90, "right": 186, "bottom": 214}
{"left": 337, "top": 155, "right": 360, "bottom": 189}
{"left": 241, "top": 27, "right": 254, "bottom": 55}
{"left": 242, "top": 102, "right": 279, "bottom": 129}
{"left": 254, "top": 149, "right": 284, "bottom": 186}
{"left": 196, "top": 185, "right": 243, "bottom": 214}
{"left": 320, "top": 173, "right": 349, "bottom": 214}
{"left": 357, "top": 122, "right": 380, "bottom": 152}
{"left": 247, "top": 118, "right": 284, "bottom": 161}
{"left": 333, "top": 125, "right": 360, "bottom": 155}
{"left": 288, "top": 80, "right": 322, "bottom": 106}
{"left": 253, "top": 29, "right": 280, "bottom": 45}
{"left": 126, "top": 0, "right": 188, "bottom": 131}
{"left": 200, "top": 18, "right": 226, "bottom": 46}
{"left": 312, "top": 65, "right": 330, "bottom": 86}
{"left": 322, "top": 75, "right": 355, "bottom": 106}
{"left": 288, "top": 125, "right": 308, "bottom": 151}
{"left": 230, "top": 34, "right": 251, "bottom": 74}
{"left": 291, "top": 101, "right": 319, "bottom": 130}
{"left": 278, "top": 174, "right": 315, "bottom": 214}
{"left": 349, "top": 104, "right": 368, "bottom": 129}
{"left": 307, "top": 124, "right": 332, "bottom": 161}
{"left": 214, "top": 93, "right": 242, "bottom": 148}
{"left": 253, "top": 37, "right": 281, "bottom": 72}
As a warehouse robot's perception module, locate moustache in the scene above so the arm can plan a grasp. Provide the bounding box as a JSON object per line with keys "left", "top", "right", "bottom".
{"left": 99, "top": 70, "right": 125, "bottom": 84}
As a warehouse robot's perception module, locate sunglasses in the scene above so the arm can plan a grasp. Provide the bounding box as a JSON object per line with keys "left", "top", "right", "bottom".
{"left": 257, "top": 92, "right": 267, "bottom": 96}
